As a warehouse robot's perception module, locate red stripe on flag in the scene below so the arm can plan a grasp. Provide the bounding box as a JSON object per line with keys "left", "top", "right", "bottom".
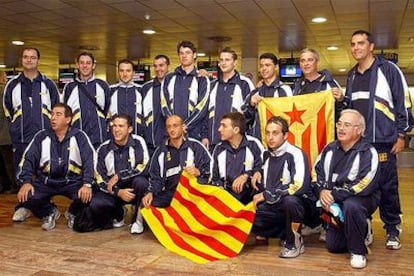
{"left": 151, "top": 207, "right": 218, "bottom": 262}
{"left": 266, "top": 108, "right": 273, "bottom": 122}
{"left": 174, "top": 190, "right": 249, "bottom": 244}
{"left": 178, "top": 175, "right": 255, "bottom": 223}
{"left": 302, "top": 125, "right": 311, "bottom": 169}
{"left": 317, "top": 103, "right": 327, "bottom": 152}
{"left": 166, "top": 203, "right": 238, "bottom": 257}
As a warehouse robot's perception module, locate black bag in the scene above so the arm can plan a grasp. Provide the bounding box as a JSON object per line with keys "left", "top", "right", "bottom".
{"left": 73, "top": 205, "right": 113, "bottom": 233}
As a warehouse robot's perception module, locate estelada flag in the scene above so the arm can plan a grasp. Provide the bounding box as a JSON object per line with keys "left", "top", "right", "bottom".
{"left": 141, "top": 171, "right": 255, "bottom": 264}
{"left": 257, "top": 90, "right": 335, "bottom": 167}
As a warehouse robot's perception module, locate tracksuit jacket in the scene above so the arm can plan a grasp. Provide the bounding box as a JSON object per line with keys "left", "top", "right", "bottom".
{"left": 148, "top": 138, "right": 211, "bottom": 201}
{"left": 96, "top": 134, "right": 150, "bottom": 191}
{"left": 63, "top": 76, "right": 111, "bottom": 146}
{"left": 16, "top": 127, "right": 96, "bottom": 187}
{"left": 206, "top": 72, "right": 254, "bottom": 145}
{"left": 3, "top": 73, "right": 60, "bottom": 144}
{"left": 141, "top": 78, "right": 167, "bottom": 151}
{"left": 244, "top": 79, "right": 293, "bottom": 139}
{"left": 293, "top": 69, "right": 340, "bottom": 95}
{"left": 161, "top": 67, "right": 210, "bottom": 140}
{"left": 312, "top": 139, "right": 379, "bottom": 202}
{"left": 109, "top": 82, "right": 143, "bottom": 136}
{"left": 261, "top": 141, "right": 311, "bottom": 204}
{"left": 344, "top": 57, "right": 412, "bottom": 143}
{"left": 212, "top": 135, "right": 264, "bottom": 189}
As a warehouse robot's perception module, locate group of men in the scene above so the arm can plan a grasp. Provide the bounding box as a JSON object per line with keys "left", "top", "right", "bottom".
{"left": 2, "top": 29, "right": 412, "bottom": 269}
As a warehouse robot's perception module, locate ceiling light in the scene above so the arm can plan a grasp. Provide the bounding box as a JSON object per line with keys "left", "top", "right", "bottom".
{"left": 197, "top": 52, "right": 206, "bottom": 57}
{"left": 144, "top": 13, "right": 151, "bottom": 20}
{"left": 312, "top": 17, "right": 327, "bottom": 23}
{"left": 338, "top": 68, "right": 347, "bottom": 72}
{"left": 327, "top": 45, "right": 338, "bottom": 51}
{"left": 12, "top": 40, "right": 25, "bottom": 45}
{"left": 142, "top": 29, "right": 156, "bottom": 35}
{"left": 0, "top": 64, "right": 6, "bottom": 68}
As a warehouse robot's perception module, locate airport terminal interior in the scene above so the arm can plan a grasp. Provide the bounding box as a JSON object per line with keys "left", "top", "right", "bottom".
{"left": 1, "top": 0, "right": 414, "bottom": 275}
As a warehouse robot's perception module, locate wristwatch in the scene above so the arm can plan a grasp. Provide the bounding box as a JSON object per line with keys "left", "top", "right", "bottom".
{"left": 83, "top": 183, "right": 92, "bottom": 188}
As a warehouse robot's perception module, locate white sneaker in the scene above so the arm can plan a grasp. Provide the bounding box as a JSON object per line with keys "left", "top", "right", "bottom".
{"left": 41, "top": 208, "right": 61, "bottom": 231}
{"left": 113, "top": 206, "right": 127, "bottom": 228}
{"left": 279, "top": 231, "right": 304, "bottom": 258}
{"left": 365, "top": 218, "right": 373, "bottom": 246}
{"left": 12, "top": 207, "right": 32, "bottom": 222}
{"left": 113, "top": 218, "right": 125, "bottom": 228}
{"left": 319, "top": 228, "right": 327, "bottom": 242}
{"left": 350, "top": 254, "right": 366, "bottom": 269}
{"left": 301, "top": 224, "right": 322, "bottom": 236}
{"left": 130, "top": 213, "right": 144, "bottom": 234}
{"left": 64, "top": 210, "right": 75, "bottom": 229}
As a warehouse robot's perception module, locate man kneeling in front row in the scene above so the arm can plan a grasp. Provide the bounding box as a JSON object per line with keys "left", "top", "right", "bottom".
{"left": 313, "top": 109, "right": 379, "bottom": 269}
{"left": 14, "top": 103, "right": 95, "bottom": 230}
{"left": 73, "top": 114, "right": 150, "bottom": 233}
{"left": 251, "top": 116, "right": 315, "bottom": 258}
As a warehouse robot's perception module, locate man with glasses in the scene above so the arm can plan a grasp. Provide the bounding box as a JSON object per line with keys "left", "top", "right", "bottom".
{"left": 313, "top": 109, "right": 379, "bottom": 269}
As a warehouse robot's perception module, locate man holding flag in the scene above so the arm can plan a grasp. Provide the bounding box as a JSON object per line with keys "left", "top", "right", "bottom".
{"left": 142, "top": 115, "right": 211, "bottom": 208}
{"left": 212, "top": 112, "right": 264, "bottom": 204}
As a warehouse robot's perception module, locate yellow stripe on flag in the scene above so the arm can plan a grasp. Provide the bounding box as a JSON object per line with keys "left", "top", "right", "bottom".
{"left": 176, "top": 181, "right": 253, "bottom": 232}
{"left": 258, "top": 91, "right": 335, "bottom": 167}
{"left": 141, "top": 207, "right": 211, "bottom": 264}
{"left": 141, "top": 171, "right": 255, "bottom": 264}
{"left": 170, "top": 190, "right": 246, "bottom": 249}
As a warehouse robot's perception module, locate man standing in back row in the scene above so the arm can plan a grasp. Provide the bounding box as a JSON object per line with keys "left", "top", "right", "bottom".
{"left": 63, "top": 52, "right": 111, "bottom": 149}
{"left": 141, "top": 54, "right": 170, "bottom": 155}
{"left": 161, "top": 41, "right": 210, "bottom": 143}
{"left": 3, "top": 47, "right": 60, "bottom": 221}
{"left": 109, "top": 59, "right": 144, "bottom": 137}
{"left": 341, "top": 30, "right": 412, "bottom": 250}
{"left": 204, "top": 47, "right": 254, "bottom": 151}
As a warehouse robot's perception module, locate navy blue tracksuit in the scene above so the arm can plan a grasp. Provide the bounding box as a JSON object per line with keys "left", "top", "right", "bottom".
{"left": 16, "top": 127, "right": 96, "bottom": 218}
{"left": 212, "top": 135, "right": 264, "bottom": 204}
{"left": 313, "top": 139, "right": 380, "bottom": 255}
{"left": 148, "top": 137, "right": 211, "bottom": 208}
{"left": 252, "top": 141, "right": 314, "bottom": 245}
{"left": 85, "top": 134, "right": 150, "bottom": 230}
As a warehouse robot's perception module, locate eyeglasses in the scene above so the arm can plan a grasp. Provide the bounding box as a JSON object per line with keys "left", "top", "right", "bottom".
{"left": 336, "top": 122, "right": 360, "bottom": 129}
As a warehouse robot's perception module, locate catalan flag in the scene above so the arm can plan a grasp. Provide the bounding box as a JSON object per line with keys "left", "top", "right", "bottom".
{"left": 257, "top": 91, "right": 335, "bottom": 167}
{"left": 141, "top": 171, "right": 255, "bottom": 264}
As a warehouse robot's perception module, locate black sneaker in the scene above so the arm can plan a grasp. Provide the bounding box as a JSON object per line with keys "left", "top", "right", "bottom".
{"left": 386, "top": 234, "right": 401, "bottom": 250}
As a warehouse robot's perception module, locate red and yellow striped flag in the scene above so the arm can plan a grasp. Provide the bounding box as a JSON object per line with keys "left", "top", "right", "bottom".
{"left": 257, "top": 91, "right": 335, "bottom": 167}
{"left": 141, "top": 171, "right": 256, "bottom": 264}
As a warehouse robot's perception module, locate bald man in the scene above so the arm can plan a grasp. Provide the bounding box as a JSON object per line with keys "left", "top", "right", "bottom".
{"left": 142, "top": 115, "right": 211, "bottom": 208}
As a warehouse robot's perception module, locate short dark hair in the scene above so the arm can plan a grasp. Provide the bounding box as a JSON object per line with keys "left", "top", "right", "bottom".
{"left": 259, "top": 53, "right": 278, "bottom": 65}
{"left": 154, "top": 54, "right": 170, "bottom": 65}
{"left": 76, "top": 52, "right": 96, "bottom": 63}
{"left": 266, "top": 116, "right": 289, "bottom": 134}
{"left": 352, "top": 30, "right": 374, "bottom": 44}
{"left": 23, "top": 47, "right": 40, "bottom": 59}
{"left": 222, "top": 112, "right": 246, "bottom": 135}
{"left": 117, "top": 59, "right": 134, "bottom": 69}
{"left": 177, "top": 40, "right": 197, "bottom": 54}
{"left": 220, "top": 47, "right": 237, "bottom": 60}
{"left": 111, "top": 113, "right": 132, "bottom": 127}
{"left": 53, "top": 103, "right": 73, "bottom": 118}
